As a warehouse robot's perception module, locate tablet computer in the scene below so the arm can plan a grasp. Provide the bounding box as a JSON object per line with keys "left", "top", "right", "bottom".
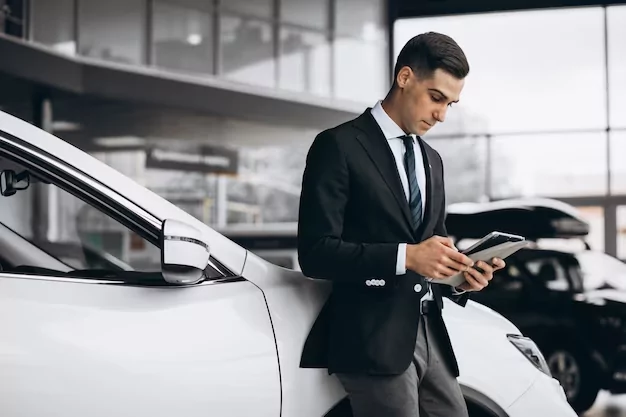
{"left": 435, "top": 232, "right": 528, "bottom": 288}
{"left": 461, "top": 231, "right": 525, "bottom": 256}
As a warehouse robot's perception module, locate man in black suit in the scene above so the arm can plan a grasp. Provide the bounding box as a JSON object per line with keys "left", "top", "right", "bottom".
{"left": 297, "top": 32, "right": 506, "bottom": 416}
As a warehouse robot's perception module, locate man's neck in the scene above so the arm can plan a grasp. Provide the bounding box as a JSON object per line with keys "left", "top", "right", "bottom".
{"left": 380, "top": 96, "right": 409, "bottom": 135}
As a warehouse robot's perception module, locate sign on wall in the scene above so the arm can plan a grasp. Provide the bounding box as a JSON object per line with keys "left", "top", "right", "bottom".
{"left": 145, "top": 145, "right": 238, "bottom": 175}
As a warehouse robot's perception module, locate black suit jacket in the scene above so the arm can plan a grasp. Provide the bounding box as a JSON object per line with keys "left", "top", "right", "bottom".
{"left": 298, "top": 109, "right": 469, "bottom": 376}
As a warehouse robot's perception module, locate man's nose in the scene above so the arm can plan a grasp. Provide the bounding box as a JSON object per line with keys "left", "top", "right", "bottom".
{"left": 434, "top": 106, "right": 447, "bottom": 123}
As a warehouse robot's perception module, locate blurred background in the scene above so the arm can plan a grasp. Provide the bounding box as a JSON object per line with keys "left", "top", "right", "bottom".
{"left": 0, "top": 0, "right": 625, "bottom": 415}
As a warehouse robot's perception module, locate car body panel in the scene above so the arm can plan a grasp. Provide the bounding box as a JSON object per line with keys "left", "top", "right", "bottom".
{"left": 241, "top": 252, "right": 346, "bottom": 417}
{"left": 0, "top": 273, "right": 280, "bottom": 417}
{"left": 442, "top": 300, "right": 538, "bottom": 410}
{"left": 507, "top": 373, "right": 576, "bottom": 416}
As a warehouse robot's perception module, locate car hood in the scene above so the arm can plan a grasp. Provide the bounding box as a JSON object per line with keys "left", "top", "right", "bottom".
{"left": 443, "top": 299, "right": 521, "bottom": 334}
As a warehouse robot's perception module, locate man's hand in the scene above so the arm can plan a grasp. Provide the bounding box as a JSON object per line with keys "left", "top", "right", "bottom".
{"left": 406, "top": 236, "right": 474, "bottom": 279}
{"left": 456, "top": 258, "right": 506, "bottom": 292}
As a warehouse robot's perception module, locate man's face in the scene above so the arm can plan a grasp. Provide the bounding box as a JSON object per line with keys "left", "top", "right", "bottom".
{"left": 396, "top": 67, "right": 465, "bottom": 136}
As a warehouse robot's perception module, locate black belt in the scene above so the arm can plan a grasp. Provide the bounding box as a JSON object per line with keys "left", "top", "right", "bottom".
{"left": 420, "top": 299, "right": 437, "bottom": 315}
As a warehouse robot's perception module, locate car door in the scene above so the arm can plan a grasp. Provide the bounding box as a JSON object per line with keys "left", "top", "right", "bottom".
{"left": 0, "top": 148, "right": 281, "bottom": 417}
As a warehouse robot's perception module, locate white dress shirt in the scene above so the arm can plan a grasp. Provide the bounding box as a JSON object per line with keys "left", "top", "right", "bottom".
{"left": 370, "top": 101, "right": 434, "bottom": 301}
{"left": 370, "top": 101, "right": 465, "bottom": 297}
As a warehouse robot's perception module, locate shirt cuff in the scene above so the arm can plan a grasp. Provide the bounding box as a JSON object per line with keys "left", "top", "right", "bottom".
{"left": 452, "top": 287, "right": 467, "bottom": 295}
{"left": 396, "top": 243, "right": 407, "bottom": 275}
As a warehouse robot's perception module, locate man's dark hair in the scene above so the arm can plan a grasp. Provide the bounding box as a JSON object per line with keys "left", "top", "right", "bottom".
{"left": 393, "top": 32, "right": 469, "bottom": 85}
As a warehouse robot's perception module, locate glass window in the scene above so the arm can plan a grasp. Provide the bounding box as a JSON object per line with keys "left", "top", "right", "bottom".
{"left": 610, "top": 131, "right": 626, "bottom": 194}
{"left": 334, "top": 38, "right": 388, "bottom": 103}
{"left": 426, "top": 136, "right": 488, "bottom": 204}
{"left": 78, "top": 0, "right": 146, "bottom": 65}
{"left": 335, "top": 0, "right": 385, "bottom": 41}
{"left": 0, "top": 156, "right": 161, "bottom": 275}
{"left": 619, "top": 206, "right": 626, "bottom": 261}
{"left": 219, "top": 14, "right": 275, "bottom": 88}
{"left": 490, "top": 132, "right": 608, "bottom": 198}
{"left": 153, "top": 1, "right": 214, "bottom": 75}
{"left": 608, "top": 5, "right": 626, "bottom": 128}
{"left": 279, "top": 27, "right": 330, "bottom": 96}
{"left": 31, "top": 0, "right": 76, "bottom": 54}
{"left": 280, "top": 0, "right": 328, "bottom": 30}
{"left": 394, "top": 7, "right": 606, "bottom": 134}
{"left": 220, "top": 0, "right": 273, "bottom": 19}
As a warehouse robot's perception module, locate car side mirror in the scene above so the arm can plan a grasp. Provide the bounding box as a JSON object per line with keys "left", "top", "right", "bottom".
{"left": 1, "top": 170, "right": 30, "bottom": 197}
{"left": 161, "top": 219, "right": 210, "bottom": 285}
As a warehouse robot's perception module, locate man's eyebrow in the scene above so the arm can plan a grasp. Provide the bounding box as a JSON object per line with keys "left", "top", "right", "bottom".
{"left": 428, "top": 88, "right": 459, "bottom": 103}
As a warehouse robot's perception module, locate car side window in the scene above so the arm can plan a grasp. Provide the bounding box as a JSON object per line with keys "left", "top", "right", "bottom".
{"left": 0, "top": 165, "right": 161, "bottom": 275}
{"left": 0, "top": 154, "right": 161, "bottom": 280}
{"left": 489, "top": 263, "right": 525, "bottom": 292}
{"left": 525, "top": 258, "right": 570, "bottom": 292}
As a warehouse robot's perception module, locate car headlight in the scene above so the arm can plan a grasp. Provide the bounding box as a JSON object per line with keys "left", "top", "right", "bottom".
{"left": 507, "top": 334, "right": 552, "bottom": 377}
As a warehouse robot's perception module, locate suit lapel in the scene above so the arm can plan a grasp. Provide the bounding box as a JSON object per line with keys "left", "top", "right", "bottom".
{"left": 353, "top": 110, "right": 414, "bottom": 231}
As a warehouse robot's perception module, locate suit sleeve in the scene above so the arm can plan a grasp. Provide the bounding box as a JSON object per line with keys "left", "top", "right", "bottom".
{"left": 433, "top": 155, "right": 471, "bottom": 307}
{"left": 297, "top": 131, "right": 398, "bottom": 283}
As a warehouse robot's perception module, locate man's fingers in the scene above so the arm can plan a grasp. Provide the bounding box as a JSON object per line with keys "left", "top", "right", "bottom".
{"left": 475, "top": 261, "right": 494, "bottom": 276}
{"left": 492, "top": 257, "right": 506, "bottom": 270}
{"left": 441, "top": 256, "right": 472, "bottom": 273}
{"left": 443, "top": 246, "right": 474, "bottom": 267}
{"left": 467, "top": 265, "right": 490, "bottom": 284}
{"left": 432, "top": 265, "right": 457, "bottom": 279}
{"left": 434, "top": 236, "right": 457, "bottom": 250}
{"left": 464, "top": 269, "right": 488, "bottom": 289}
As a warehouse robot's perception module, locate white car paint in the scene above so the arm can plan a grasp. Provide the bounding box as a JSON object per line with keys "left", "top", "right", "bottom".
{"left": 0, "top": 110, "right": 577, "bottom": 416}
{"left": 0, "top": 274, "right": 280, "bottom": 417}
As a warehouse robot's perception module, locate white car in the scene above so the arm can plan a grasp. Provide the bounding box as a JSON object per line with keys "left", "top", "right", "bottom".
{"left": 0, "top": 110, "right": 576, "bottom": 417}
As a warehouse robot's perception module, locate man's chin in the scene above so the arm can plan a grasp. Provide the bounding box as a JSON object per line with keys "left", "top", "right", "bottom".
{"left": 415, "top": 126, "right": 430, "bottom": 136}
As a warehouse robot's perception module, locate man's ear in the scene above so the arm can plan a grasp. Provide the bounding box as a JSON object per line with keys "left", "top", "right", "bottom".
{"left": 396, "top": 66, "right": 412, "bottom": 89}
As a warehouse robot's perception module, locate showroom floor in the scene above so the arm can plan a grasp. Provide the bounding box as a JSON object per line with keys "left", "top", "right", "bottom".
{"left": 584, "top": 392, "right": 626, "bottom": 416}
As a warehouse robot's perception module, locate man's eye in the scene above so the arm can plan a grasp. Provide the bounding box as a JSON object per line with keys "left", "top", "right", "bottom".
{"left": 431, "top": 95, "right": 442, "bottom": 102}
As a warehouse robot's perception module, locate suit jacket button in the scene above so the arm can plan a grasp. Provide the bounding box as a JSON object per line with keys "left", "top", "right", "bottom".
{"left": 414, "top": 284, "right": 422, "bottom": 292}
{"left": 366, "top": 280, "right": 372, "bottom": 286}
{"left": 380, "top": 279, "right": 386, "bottom": 286}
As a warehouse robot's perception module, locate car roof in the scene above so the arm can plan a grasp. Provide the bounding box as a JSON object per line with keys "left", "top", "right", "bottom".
{"left": 446, "top": 198, "right": 589, "bottom": 240}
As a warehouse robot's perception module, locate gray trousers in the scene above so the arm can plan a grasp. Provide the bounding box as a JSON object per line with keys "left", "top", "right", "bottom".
{"left": 337, "top": 314, "right": 468, "bottom": 417}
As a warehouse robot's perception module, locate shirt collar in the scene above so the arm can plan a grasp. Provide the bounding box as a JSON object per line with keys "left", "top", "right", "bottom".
{"left": 371, "top": 101, "right": 416, "bottom": 143}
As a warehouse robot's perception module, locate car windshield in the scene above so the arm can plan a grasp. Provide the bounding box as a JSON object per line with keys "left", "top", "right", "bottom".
{"left": 576, "top": 251, "right": 626, "bottom": 291}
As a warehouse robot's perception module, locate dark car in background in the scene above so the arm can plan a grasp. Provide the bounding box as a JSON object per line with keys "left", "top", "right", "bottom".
{"left": 447, "top": 198, "right": 626, "bottom": 414}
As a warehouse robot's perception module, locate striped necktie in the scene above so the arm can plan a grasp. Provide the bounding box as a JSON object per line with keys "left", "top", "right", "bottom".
{"left": 400, "top": 135, "right": 423, "bottom": 231}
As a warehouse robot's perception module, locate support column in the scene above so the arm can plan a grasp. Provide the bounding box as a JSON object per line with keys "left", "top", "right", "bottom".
{"left": 31, "top": 93, "right": 55, "bottom": 243}
{"left": 216, "top": 175, "right": 227, "bottom": 228}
